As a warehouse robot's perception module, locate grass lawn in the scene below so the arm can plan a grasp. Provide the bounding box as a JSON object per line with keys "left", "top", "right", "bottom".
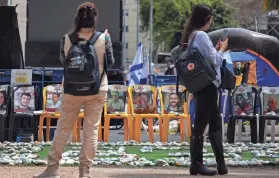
{"left": 38, "top": 145, "right": 276, "bottom": 162}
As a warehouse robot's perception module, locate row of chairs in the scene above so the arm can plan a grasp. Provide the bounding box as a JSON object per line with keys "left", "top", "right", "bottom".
{"left": 218, "top": 86, "right": 279, "bottom": 143}
{"left": 0, "top": 83, "right": 192, "bottom": 143}
{"left": 41, "top": 84, "right": 192, "bottom": 143}
{"left": 1, "top": 83, "right": 278, "bottom": 143}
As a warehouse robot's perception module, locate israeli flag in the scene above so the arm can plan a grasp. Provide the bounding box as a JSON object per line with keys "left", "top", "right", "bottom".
{"left": 127, "top": 43, "right": 148, "bottom": 86}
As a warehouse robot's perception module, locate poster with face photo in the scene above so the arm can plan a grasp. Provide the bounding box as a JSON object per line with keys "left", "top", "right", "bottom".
{"left": 233, "top": 87, "right": 254, "bottom": 115}
{"left": 107, "top": 85, "right": 127, "bottom": 113}
{"left": 132, "top": 85, "right": 153, "bottom": 111}
{"left": 0, "top": 85, "right": 9, "bottom": 114}
{"left": 262, "top": 87, "right": 279, "bottom": 115}
{"left": 45, "top": 84, "right": 62, "bottom": 112}
{"left": 161, "top": 85, "right": 185, "bottom": 114}
{"left": 14, "top": 86, "right": 35, "bottom": 113}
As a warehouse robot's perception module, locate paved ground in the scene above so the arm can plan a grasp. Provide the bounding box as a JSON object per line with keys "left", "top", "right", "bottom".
{"left": 0, "top": 166, "right": 278, "bottom": 178}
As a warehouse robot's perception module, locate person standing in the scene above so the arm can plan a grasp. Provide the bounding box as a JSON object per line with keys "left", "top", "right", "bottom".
{"left": 178, "top": 4, "right": 229, "bottom": 176}
{"left": 34, "top": 2, "right": 114, "bottom": 178}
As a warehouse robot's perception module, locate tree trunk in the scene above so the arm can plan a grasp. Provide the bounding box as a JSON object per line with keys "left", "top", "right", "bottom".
{"left": 0, "top": 0, "right": 8, "bottom": 6}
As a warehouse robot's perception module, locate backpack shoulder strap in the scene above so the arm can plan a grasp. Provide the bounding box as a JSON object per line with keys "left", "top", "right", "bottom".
{"left": 88, "top": 31, "right": 102, "bottom": 45}
{"left": 188, "top": 31, "right": 198, "bottom": 49}
{"left": 64, "top": 34, "right": 72, "bottom": 57}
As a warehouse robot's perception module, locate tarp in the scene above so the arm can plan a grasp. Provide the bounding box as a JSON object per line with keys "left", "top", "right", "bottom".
{"left": 223, "top": 49, "right": 279, "bottom": 86}
{"left": 208, "top": 28, "right": 279, "bottom": 71}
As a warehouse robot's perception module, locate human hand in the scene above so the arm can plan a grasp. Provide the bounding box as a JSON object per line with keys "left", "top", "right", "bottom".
{"left": 104, "top": 29, "right": 110, "bottom": 36}
{"left": 215, "top": 38, "right": 221, "bottom": 50}
{"left": 219, "top": 38, "right": 228, "bottom": 52}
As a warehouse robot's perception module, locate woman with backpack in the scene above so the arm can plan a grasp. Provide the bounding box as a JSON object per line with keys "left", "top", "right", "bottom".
{"left": 179, "top": 5, "right": 229, "bottom": 176}
{"left": 34, "top": 2, "right": 114, "bottom": 178}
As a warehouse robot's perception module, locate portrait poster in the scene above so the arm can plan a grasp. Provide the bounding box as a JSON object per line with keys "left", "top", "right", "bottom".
{"left": 45, "top": 84, "right": 62, "bottom": 112}
{"left": 233, "top": 86, "right": 254, "bottom": 115}
{"left": 262, "top": 87, "right": 279, "bottom": 115}
{"left": 0, "top": 85, "right": 9, "bottom": 114}
{"left": 161, "top": 85, "right": 185, "bottom": 114}
{"left": 132, "top": 85, "right": 153, "bottom": 113}
{"left": 14, "top": 86, "right": 35, "bottom": 113}
{"left": 107, "top": 85, "right": 127, "bottom": 113}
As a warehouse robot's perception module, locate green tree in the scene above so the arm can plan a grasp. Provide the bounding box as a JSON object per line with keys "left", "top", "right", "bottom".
{"left": 140, "top": 0, "right": 237, "bottom": 54}
{"left": 263, "top": 0, "right": 279, "bottom": 11}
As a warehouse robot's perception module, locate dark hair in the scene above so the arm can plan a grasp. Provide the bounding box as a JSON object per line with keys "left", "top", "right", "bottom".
{"left": 21, "top": 93, "right": 31, "bottom": 98}
{"left": 70, "top": 2, "right": 98, "bottom": 38}
{"left": 181, "top": 4, "right": 213, "bottom": 44}
{"left": 52, "top": 93, "right": 60, "bottom": 98}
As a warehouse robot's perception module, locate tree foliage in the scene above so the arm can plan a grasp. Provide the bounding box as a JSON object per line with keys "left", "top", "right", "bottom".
{"left": 263, "top": 0, "right": 279, "bottom": 11}
{"left": 140, "top": 0, "right": 237, "bottom": 52}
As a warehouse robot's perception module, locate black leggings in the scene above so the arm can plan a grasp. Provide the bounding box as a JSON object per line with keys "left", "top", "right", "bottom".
{"left": 192, "top": 83, "right": 221, "bottom": 136}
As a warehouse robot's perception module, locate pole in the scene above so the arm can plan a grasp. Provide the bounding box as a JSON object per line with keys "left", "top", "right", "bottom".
{"left": 255, "top": 16, "right": 258, "bottom": 32}
{"left": 136, "top": 0, "right": 140, "bottom": 48}
{"left": 149, "top": 0, "right": 153, "bottom": 74}
{"left": 122, "top": 0, "right": 127, "bottom": 70}
{"left": 8, "top": 0, "right": 11, "bottom": 5}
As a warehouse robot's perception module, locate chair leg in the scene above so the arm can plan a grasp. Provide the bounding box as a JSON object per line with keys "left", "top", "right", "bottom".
{"left": 187, "top": 115, "right": 192, "bottom": 139}
{"left": 8, "top": 115, "right": 15, "bottom": 142}
{"left": 271, "top": 120, "right": 276, "bottom": 143}
{"left": 134, "top": 116, "right": 142, "bottom": 143}
{"left": 227, "top": 117, "right": 236, "bottom": 143}
{"left": 127, "top": 115, "right": 134, "bottom": 140}
{"left": 147, "top": 118, "right": 154, "bottom": 143}
{"left": 162, "top": 117, "right": 170, "bottom": 142}
{"left": 38, "top": 115, "right": 45, "bottom": 142}
{"left": 72, "top": 120, "right": 78, "bottom": 142}
{"left": 46, "top": 118, "right": 51, "bottom": 142}
{"left": 98, "top": 122, "right": 102, "bottom": 142}
{"left": 237, "top": 119, "right": 243, "bottom": 142}
{"left": 123, "top": 118, "right": 129, "bottom": 141}
{"left": 0, "top": 115, "right": 5, "bottom": 142}
{"left": 180, "top": 119, "right": 185, "bottom": 142}
{"left": 158, "top": 118, "right": 163, "bottom": 142}
{"left": 103, "top": 116, "right": 111, "bottom": 142}
{"left": 259, "top": 118, "right": 265, "bottom": 143}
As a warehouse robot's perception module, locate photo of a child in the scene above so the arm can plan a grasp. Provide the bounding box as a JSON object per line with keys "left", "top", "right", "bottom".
{"left": 14, "top": 86, "right": 35, "bottom": 113}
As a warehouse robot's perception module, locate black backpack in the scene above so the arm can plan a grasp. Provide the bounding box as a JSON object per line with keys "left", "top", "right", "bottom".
{"left": 175, "top": 32, "right": 216, "bottom": 94}
{"left": 63, "top": 31, "right": 104, "bottom": 96}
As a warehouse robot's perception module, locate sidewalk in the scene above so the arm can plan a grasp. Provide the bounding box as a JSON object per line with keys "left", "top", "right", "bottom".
{"left": 1, "top": 167, "right": 278, "bottom": 178}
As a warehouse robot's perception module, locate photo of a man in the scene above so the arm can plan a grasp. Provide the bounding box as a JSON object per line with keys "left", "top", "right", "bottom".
{"left": 14, "top": 86, "right": 35, "bottom": 113}
{"left": 164, "top": 93, "right": 183, "bottom": 113}
{"left": 264, "top": 96, "right": 279, "bottom": 115}
{"left": 45, "top": 85, "right": 62, "bottom": 112}
{"left": 107, "top": 91, "right": 125, "bottom": 113}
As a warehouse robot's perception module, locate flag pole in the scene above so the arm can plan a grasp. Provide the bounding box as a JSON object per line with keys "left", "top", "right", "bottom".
{"left": 136, "top": 0, "right": 140, "bottom": 48}
{"left": 149, "top": 0, "right": 153, "bottom": 74}
{"left": 122, "top": 0, "right": 127, "bottom": 70}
